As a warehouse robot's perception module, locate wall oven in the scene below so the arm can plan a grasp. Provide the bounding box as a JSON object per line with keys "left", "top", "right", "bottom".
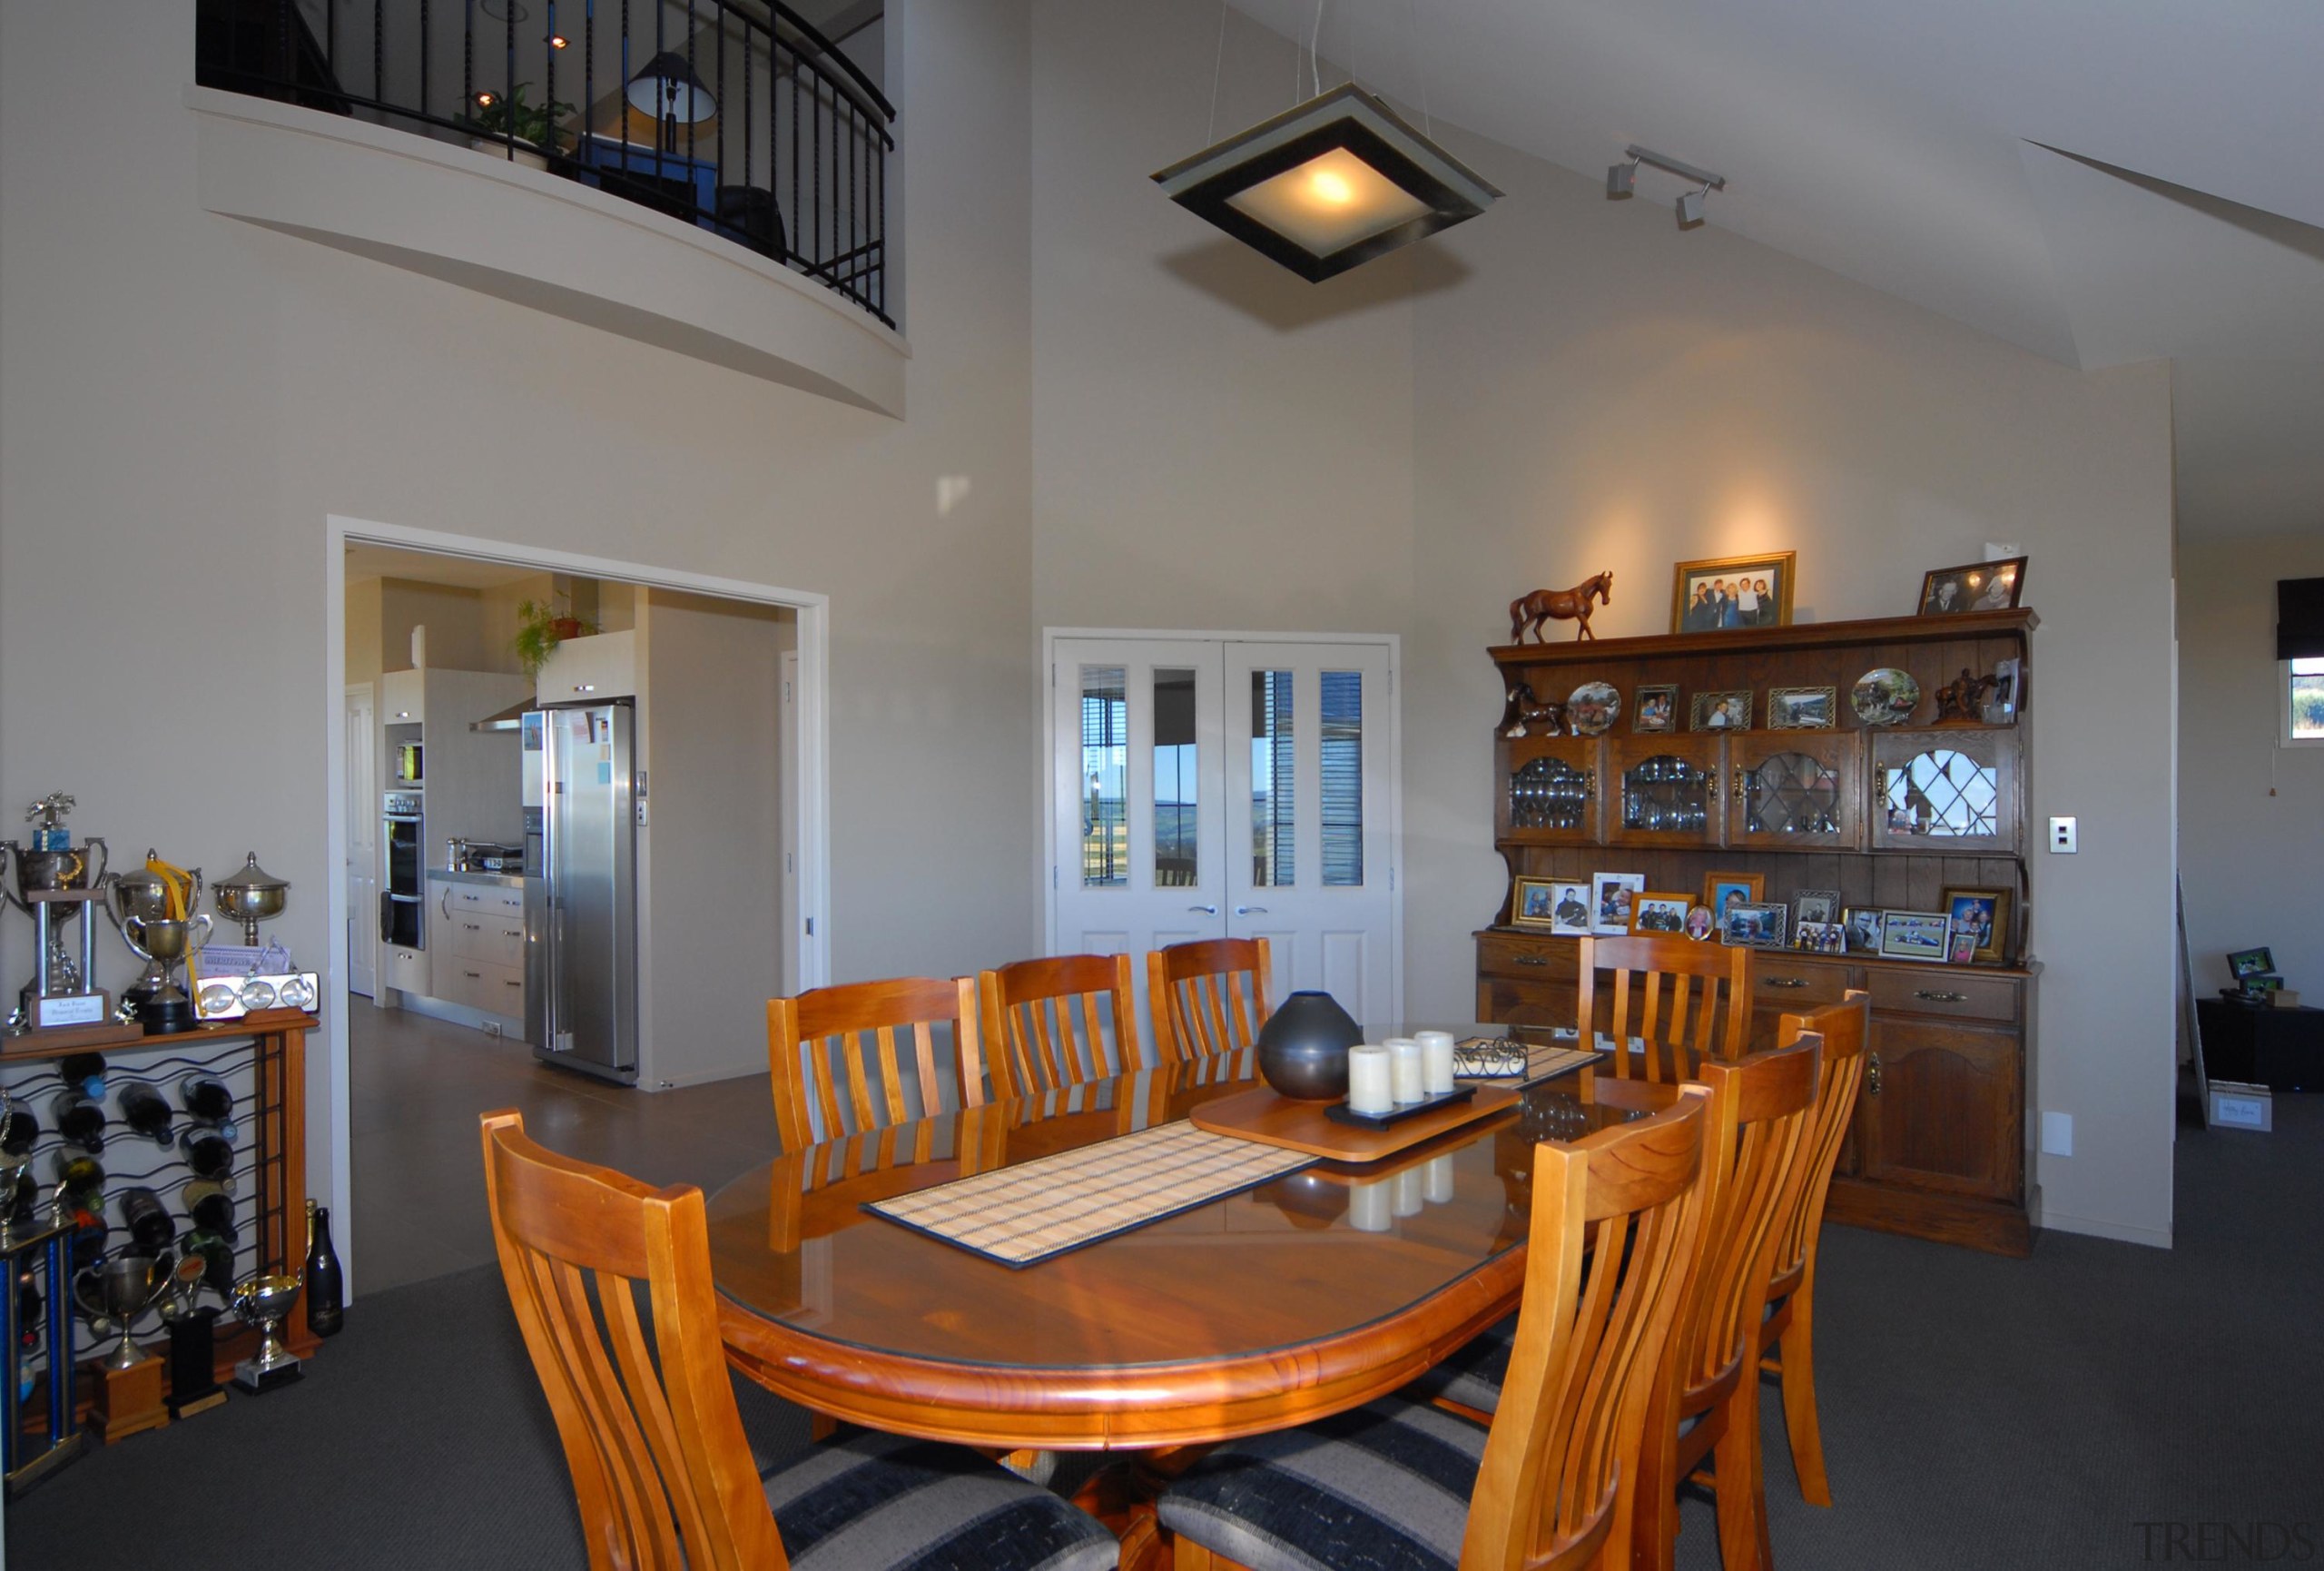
{"left": 382, "top": 791, "right": 425, "bottom": 949}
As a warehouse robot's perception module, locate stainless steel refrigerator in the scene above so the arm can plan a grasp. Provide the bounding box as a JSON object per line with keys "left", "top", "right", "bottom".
{"left": 523, "top": 702, "right": 639, "bottom": 1083}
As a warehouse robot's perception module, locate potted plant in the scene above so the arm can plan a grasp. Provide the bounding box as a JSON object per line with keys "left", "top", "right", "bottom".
{"left": 461, "top": 84, "right": 574, "bottom": 172}
{"left": 515, "top": 598, "right": 596, "bottom": 677}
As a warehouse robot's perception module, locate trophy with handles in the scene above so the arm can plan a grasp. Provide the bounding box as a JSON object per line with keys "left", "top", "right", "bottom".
{"left": 106, "top": 855, "right": 208, "bottom": 1034}
{"left": 4, "top": 794, "right": 110, "bottom": 1033}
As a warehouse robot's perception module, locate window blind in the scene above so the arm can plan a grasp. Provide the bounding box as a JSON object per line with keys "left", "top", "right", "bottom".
{"left": 2278, "top": 578, "right": 2324, "bottom": 660}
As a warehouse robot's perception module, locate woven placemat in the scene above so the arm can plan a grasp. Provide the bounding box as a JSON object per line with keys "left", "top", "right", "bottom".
{"left": 1454, "top": 1037, "right": 1603, "bottom": 1087}
{"left": 864, "top": 1120, "right": 1312, "bottom": 1269}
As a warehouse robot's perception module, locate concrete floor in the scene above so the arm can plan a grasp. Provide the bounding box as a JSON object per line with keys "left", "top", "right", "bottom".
{"left": 347, "top": 1000, "right": 778, "bottom": 1294}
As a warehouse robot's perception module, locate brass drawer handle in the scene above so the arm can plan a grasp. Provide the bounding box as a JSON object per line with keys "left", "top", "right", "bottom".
{"left": 1764, "top": 977, "right": 1808, "bottom": 990}
{"left": 1513, "top": 953, "right": 1550, "bottom": 968}
{"left": 1914, "top": 989, "right": 1968, "bottom": 1003}
{"left": 1866, "top": 1052, "right": 1881, "bottom": 1095}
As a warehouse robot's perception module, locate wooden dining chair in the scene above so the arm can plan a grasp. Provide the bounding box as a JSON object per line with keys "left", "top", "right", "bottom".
{"left": 765, "top": 976, "right": 980, "bottom": 1153}
{"left": 1159, "top": 1088, "right": 1711, "bottom": 1571}
{"left": 478, "top": 1110, "right": 1118, "bottom": 1571}
{"left": 1146, "top": 936, "right": 1273, "bottom": 1063}
{"left": 1577, "top": 934, "right": 1755, "bottom": 1084}
{"left": 1631, "top": 1035, "right": 1822, "bottom": 1571}
{"left": 1762, "top": 992, "right": 1872, "bottom": 1509}
{"left": 974, "top": 953, "right": 1144, "bottom": 1102}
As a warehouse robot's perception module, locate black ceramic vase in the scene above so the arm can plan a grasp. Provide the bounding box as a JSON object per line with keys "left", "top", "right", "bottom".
{"left": 1256, "top": 991, "right": 1362, "bottom": 1102}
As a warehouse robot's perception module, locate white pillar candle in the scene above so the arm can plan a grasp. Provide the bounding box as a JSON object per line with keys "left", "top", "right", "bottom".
{"left": 1387, "top": 1037, "right": 1426, "bottom": 1104}
{"left": 1424, "top": 1152, "right": 1457, "bottom": 1205}
{"left": 1349, "top": 1179, "right": 1393, "bottom": 1232}
{"left": 1393, "top": 1168, "right": 1424, "bottom": 1218}
{"left": 1345, "top": 1045, "right": 1393, "bottom": 1115}
{"left": 1416, "top": 1031, "right": 1457, "bottom": 1096}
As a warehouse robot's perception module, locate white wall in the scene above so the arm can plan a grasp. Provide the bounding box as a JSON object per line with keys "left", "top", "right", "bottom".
{"left": 2179, "top": 529, "right": 2324, "bottom": 994}
{"left": 0, "top": 1, "right": 1034, "bottom": 1226}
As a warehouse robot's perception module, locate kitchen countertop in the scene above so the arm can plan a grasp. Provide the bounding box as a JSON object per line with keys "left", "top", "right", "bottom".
{"left": 426, "top": 867, "right": 528, "bottom": 888}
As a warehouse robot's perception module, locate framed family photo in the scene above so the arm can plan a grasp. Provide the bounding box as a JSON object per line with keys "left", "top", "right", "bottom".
{"left": 1510, "top": 875, "right": 1561, "bottom": 930}
{"left": 1767, "top": 686, "right": 1837, "bottom": 730}
{"left": 1942, "top": 887, "right": 2011, "bottom": 965}
{"left": 1629, "top": 891, "right": 1695, "bottom": 936}
{"left": 1702, "top": 871, "right": 1764, "bottom": 922}
{"left": 1690, "top": 690, "right": 1753, "bottom": 732}
{"left": 1842, "top": 907, "right": 1883, "bottom": 953}
{"left": 1720, "top": 901, "right": 1788, "bottom": 949}
{"left": 1916, "top": 556, "right": 2025, "bottom": 616}
{"left": 1633, "top": 684, "right": 1679, "bottom": 734}
{"left": 1591, "top": 873, "right": 1647, "bottom": 935}
{"left": 1671, "top": 551, "right": 1796, "bottom": 634}
{"left": 1793, "top": 888, "right": 1841, "bottom": 928}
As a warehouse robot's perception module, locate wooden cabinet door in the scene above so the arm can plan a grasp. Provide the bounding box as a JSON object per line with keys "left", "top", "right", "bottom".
{"left": 1496, "top": 735, "right": 1602, "bottom": 846}
{"left": 1606, "top": 734, "right": 1726, "bottom": 849}
{"left": 1856, "top": 1016, "right": 2022, "bottom": 1201}
{"left": 1728, "top": 732, "right": 1863, "bottom": 852}
{"left": 1867, "top": 728, "right": 2021, "bottom": 855}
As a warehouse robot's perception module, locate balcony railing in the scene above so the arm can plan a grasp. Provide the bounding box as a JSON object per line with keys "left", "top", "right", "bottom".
{"left": 197, "top": 0, "right": 895, "bottom": 325}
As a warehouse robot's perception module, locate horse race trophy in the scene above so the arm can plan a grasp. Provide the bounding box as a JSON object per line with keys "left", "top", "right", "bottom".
{"left": 3, "top": 794, "right": 111, "bottom": 1034}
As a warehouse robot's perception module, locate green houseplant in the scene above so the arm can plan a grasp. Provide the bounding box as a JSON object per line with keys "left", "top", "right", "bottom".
{"left": 515, "top": 598, "right": 596, "bottom": 678}
{"left": 462, "top": 84, "right": 575, "bottom": 166}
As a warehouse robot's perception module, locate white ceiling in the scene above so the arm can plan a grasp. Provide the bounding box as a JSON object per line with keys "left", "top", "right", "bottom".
{"left": 1226, "top": 0, "right": 2324, "bottom": 533}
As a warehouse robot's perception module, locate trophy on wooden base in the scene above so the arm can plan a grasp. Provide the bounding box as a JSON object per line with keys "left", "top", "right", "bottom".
{"left": 3, "top": 795, "right": 111, "bottom": 1034}
{"left": 72, "top": 1253, "right": 174, "bottom": 1443}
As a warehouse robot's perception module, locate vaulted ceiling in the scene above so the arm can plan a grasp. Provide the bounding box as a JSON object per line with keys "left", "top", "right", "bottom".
{"left": 1226, "top": 0, "right": 2324, "bottom": 534}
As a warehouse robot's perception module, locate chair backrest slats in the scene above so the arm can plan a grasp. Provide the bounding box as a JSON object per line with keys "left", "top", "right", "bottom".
{"left": 1462, "top": 1087, "right": 1711, "bottom": 1571}
{"left": 973, "top": 953, "right": 1143, "bottom": 1103}
{"left": 1147, "top": 937, "right": 1273, "bottom": 1063}
{"left": 1577, "top": 934, "right": 1755, "bottom": 1082}
{"left": 766, "top": 977, "right": 978, "bottom": 1151}
{"left": 482, "top": 1110, "right": 792, "bottom": 1571}
{"left": 1772, "top": 992, "right": 1872, "bottom": 1291}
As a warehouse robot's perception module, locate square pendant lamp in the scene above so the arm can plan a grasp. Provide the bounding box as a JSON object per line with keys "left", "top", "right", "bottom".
{"left": 1152, "top": 84, "right": 1502, "bottom": 282}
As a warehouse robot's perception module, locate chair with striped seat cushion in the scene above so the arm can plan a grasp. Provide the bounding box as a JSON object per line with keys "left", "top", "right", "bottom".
{"left": 1162, "top": 1090, "right": 1711, "bottom": 1571}
{"left": 480, "top": 1109, "right": 1118, "bottom": 1571}
{"left": 1400, "top": 1314, "right": 1515, "bottom": 1421}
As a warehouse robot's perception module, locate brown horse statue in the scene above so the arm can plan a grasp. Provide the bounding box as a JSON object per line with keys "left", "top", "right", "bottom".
{"left": 1509, "top": 571, "right": 1612, "bottom": 643}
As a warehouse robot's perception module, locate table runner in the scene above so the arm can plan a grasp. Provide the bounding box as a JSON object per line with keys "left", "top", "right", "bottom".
{"left": 1454, "top": 1036, "right": 1603, "bottom": 1087}
{"left": 865, "top": 1120, "right": 1313, "bottom": 1269}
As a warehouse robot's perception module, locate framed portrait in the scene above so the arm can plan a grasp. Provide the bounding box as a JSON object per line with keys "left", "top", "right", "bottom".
{"left": 1948, "top": 931, "right": 1978, "bottom": 965}
{"left": 1720, "top": 901, "right": 1788, "bottom": 949}
{"left": 1942, "top": 887, "right": 2011, "bottom": 965}
{"left": 1671, "top": 552, "right": 1796, "bottom": 634}
{"left": 1629, "top": 891, "right": 1694, "bottom": 936}
{"left": 1546, "top": 882, "right": 1594, "bottom": 937}
{"left": 1793, "top": 888, "right": 1841, "bottom": 928}
{"left": 1767, "top": 686, "right": 1837, "bottom": 730}
{"left": 1701, "top": 872, "right": 1764, "bottom": 922}
{"left": 1878, "top": 910, "right": 1952, "bottom": 963}
{"left": 1842, "top": 906, "right": 1883, "bottom": 954}
{"left": 1685, "top": 905, "right": 1715, "bottom": 942}
{"left": 1591, "top": 872, "right": 1647, "bottom": 936}
{"left": 1795, "top": 920, "right": 1846, "bottom": 955}
{"left": 1511, "top": 875, "right": 1561, "bottom": 930}
{"left": 1689, "top": 690, "right": 1753, "bottom": 732}
{"left": 1633, "top": 684, "right": 1679, "bottom": 734}
{"left": 1916, "top": 555, "right": 2025, "bottom": 617}
{"left": 1985, "top": 657, "right": 2022, "bottom": 725}
{"left": 2227, "top": 946, "right": 2276, "bottom": 980}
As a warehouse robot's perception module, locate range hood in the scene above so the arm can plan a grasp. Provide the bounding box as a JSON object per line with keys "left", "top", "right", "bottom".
{"left": 470, "top": 697, "right": 539, "bottom": 734}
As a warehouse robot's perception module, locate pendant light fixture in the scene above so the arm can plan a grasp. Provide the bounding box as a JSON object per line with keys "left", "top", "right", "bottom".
{"left": 1153, "top": 79, "right": 1500, "bottom": 282}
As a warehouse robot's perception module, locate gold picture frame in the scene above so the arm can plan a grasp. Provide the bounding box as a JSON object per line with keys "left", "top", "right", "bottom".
{"left": 1701, "top": 871, "right": 1765, "bottom": 921}
{"left": 1942, "top": 886, "right": 2011, "bottom": 964}
{"left": 1671, "top": 551, "right": 1797, "bottom": 634}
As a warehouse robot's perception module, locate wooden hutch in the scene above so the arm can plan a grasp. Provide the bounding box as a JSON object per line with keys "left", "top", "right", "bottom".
{"left": 1478, "top": 608, "right": 2037, "bottom": 1255}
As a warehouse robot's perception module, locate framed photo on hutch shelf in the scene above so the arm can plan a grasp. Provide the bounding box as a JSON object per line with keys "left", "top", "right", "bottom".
{"left": 1671, "top": 552, "right": 1796, "bottom": 633}
{"left": 1916, "top": 556, "right": 2025, "bottom": 616}
{"left": 1633, "top": 684, "right": 1679, "bottom": 734}
{"left": 1629, "top": 891, "right": 1695, "bottom": 936}
{"left": 1942, "top": 887, "right": 2011, "bottom": 965}
{"left": 1510, "top": 875, "right": 1562, "bottom": 930}
{"left": 1591, "top": 873, "right": 1647, "bottom": 935}
{"left": 1701, "top": 871, "right": 1765, "bottom": 923}
{"left": 1878, "top": 910, "right": 1952, "bottom": 963}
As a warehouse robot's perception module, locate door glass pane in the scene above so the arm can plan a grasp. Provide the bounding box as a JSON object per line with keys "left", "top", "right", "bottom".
{"left": 1620, "top": 754, "right": 1710, "bottom": 834}
{"left": 1742, "top": 751, "right": 1841, "bottom": 836}
{"left": 1881, "top": 748, "right": 1996, "bottom": 837}
{"left": 1250, "top": 671, "right": 1295, "bottom": 887}
{"left": 1080, "top": 666, "right": 1128, "bottom": 887}
{"left": 1153, "top": 668, "right": 1198, "bottom": 887}
{"left": 1511, "top": 756, "right": 1589, "bottom": 831}
{"left": 1321, "top": 671, "right": 1363, "bottom": 886}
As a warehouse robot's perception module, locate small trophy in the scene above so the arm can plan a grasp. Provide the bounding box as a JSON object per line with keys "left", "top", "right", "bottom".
{"left": 105, "top": 856, "right": 203, "bottom": 1028}
{"left": 120, "top": 908, "right": 212, "bottom": 1037}
{"left": 212, "top": 854, "right": 289, "bottom": 947}
{"left": 162, "top": 1255, "right": 226, "bottom": 1419}
{"left": 230, "top": 1272, "right": 304, "bottom": 1393}
{"left": 71, "top": 1252, "right": 175, "bottom": 1441}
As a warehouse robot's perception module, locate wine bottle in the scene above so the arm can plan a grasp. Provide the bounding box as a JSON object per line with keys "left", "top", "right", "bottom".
{"left": 179, "top": 1226, "right": 236, "bottom": 1297}
{"left": 178, "top": 1074, "right": 235, "bottom": 1125}
{"left": 48, "top": 1092, "right": 104, "bottom": 1153}
{"left": 183, "top": 1180, "right": 237, "bottom": 1243}
{"left": 0, "top": 1103, "right": 35, "bottom": 1155}
{"left": 52, "top": 1151, "right": 104, "bottom": 1200}
{"left": 59, "top": 1052, "right": 107, "bottom": 1102}
{"left": 119, "top": 1082, "right": 174, "bottom": 1146}
{"left": 180, "top": 1129, "right": 236, "bottom": 1183}
{"left": 305, "top": 1200, "right": 344, "bottom": 1337}
{"left": 119, "top": 1186, "right": 177, "bottom": 1255}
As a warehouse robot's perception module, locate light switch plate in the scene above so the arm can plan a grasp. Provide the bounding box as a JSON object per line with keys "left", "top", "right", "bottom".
{"left": 2040, "top": 1111, "right": 2073, "bottom": 1157}
{"left": 2049, "top": 815, "right": 2077, "bottom": 853}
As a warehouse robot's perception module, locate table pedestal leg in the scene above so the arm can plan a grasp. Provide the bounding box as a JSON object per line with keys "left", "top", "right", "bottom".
{"left": 1071, "top": 1446, "right": 1206, "bottom": 1571}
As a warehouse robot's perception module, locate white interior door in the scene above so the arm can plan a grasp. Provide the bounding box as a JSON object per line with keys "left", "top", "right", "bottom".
{"left": 1223, "top": 643, "right": 1394, "bottom": 1032}
{"left": 344, "top": 684, "right": 378, "bottom": 998}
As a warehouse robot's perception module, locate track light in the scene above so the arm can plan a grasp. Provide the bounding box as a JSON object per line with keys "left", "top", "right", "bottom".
{"left": 1607, "top": 143, "right": 1727, "bottom": 231}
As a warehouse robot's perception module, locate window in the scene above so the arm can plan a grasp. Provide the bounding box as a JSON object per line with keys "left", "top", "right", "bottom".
{"left": 2286, "top": 657, "right": 2324, "bottom": 746}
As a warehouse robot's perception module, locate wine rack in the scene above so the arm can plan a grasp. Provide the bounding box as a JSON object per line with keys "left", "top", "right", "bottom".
{"left": 0, "top": 1011, "right": 312, "bottom": 1468}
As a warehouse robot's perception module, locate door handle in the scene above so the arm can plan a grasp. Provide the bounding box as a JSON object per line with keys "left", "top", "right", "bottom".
{"left": 1764, "top": 976, "right": 1808, "bottom": 990}
{"left": 1236, "top": 905, "right": 1268, "bottom": 916}
{"left": 1866, "top": 1052, "right": 1882, "bottom": 1096}
{"left": 1187, "top": 904, "right": 1219, "bottom": 914}
{"left": 439, "top": 886, "right": 452, "bottom": 918}
{"left": 1914, "top": 989, "right": 1967, "bottom": 1003}
{"left": 1513, "top": 953, "right": 1550, "bottom": 968}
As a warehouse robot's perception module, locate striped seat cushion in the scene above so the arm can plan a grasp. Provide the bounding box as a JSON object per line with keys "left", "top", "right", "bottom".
{"left": 1399, "top": 1313, "right": 1517, "bottom": 1415}
{"left": 1157, "top": 1398, "right": 1488, "bottom": 1571}
{"left": 765, "top": 1428, "right": 1118, "bottom": 1571}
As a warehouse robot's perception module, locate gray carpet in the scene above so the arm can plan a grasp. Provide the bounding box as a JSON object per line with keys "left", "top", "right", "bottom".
{"left": 11, "top": 1089, "right": 2318, "bottom": 1568}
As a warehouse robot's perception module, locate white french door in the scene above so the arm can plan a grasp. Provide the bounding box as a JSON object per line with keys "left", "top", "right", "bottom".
{"left": 1048, "top": 635, "right": 1398, "bottom": 1035}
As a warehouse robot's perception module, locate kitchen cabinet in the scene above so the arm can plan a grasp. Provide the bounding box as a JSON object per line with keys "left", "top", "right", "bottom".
{"left": 428, "top": 877, "right": 527, "bottom": 1020}
{"left": 380, "top": 668, "right": 425, "bottom": 724}
{"left": 535, "top": 629, "right": 638, "bottom": 703}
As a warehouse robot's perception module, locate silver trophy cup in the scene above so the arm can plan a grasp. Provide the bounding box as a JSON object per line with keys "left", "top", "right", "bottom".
{"left": 231, "top": 1272, "right": 304, "bottom": 1391}
{"left": 122, "top": 911, "right": 212, "bottom": 1035}
{"left": 73, "top": 1253, "right": 177, "bottom": 1371}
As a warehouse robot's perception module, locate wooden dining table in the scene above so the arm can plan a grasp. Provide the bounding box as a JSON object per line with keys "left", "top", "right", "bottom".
{"left": 706, "top": 1043, "right": 1655, "bottom": 1563}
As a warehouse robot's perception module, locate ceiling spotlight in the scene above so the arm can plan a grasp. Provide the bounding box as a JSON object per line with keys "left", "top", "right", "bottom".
{"left": 476, "top": 91, "right": 497, "bottom": 108}
{"left": 1606, "top": 156, "right": 1640, "bottom": 199}
{"left": 1676, "top": 184, "right": 1710, "bottom": 228}
{"left": 547, "top": 33, "right": 568, "bottom": 49}
{"left": 1607, "top": 143, "right": 1727, "bottom": 231}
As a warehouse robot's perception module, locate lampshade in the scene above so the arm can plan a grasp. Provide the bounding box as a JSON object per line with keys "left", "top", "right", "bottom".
{"left": 625, "top": 51, "right": 715, "bottom": 124}
{"left": 1152, "top": 84, "right": 1500, "bottom": 282}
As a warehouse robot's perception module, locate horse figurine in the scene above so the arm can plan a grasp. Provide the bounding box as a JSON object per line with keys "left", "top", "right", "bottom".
{"left": 1499, "top": 681, "right": 1566, "bottom": 738}
{"left": 1509, "top": 571, "right": 1612, "bottom": 643}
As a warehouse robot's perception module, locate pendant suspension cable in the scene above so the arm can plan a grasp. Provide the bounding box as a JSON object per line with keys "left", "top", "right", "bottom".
{"left": 1404, "top": 0, "right": 1430, "bottom": 134}
{"left": 1310, "top": 0, "right": 1326, "bottom": 98}
{"left": 1208, "top": 0, "right": 1226, "bottom": 143}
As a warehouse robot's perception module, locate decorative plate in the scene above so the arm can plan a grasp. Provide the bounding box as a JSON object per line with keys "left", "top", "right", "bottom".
{"left": 1566, "top": 681, "right": 1621, "bottom": 736}
{"left": 1851, "top": 667, "right": 1921, "bottom": 726}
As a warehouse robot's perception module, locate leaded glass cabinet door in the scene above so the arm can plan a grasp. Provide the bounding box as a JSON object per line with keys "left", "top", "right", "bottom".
{"left": 1867, "top": 729, "right": 2022, "bottom": 855}
{"left": 1496, "top": 735, "right": 1603, "bottom": 846}
{"left": 1607, "top": 733, "right": 1728, "bottom": 848}
{"left": 1728, "top": 732, "right": 1864, "bottom": 852}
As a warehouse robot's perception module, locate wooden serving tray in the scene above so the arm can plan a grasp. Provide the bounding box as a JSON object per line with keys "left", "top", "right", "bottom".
{"left": 1190, "top": 1082, "right": 1521, "bottom": 1163}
